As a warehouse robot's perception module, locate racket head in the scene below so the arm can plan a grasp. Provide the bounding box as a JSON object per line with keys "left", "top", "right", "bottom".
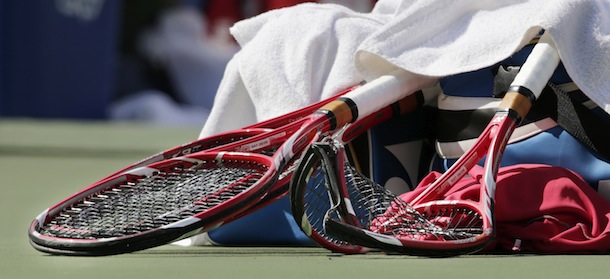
{"left": 304, "top": 119, "right": 510, "bottom": 257}
{"left": 320, "top": 158, "right": 493, "bottom": 257}
{"left": 28, "top": 88, "right": 347, "bottom": 256}
{"left": 336, "top": 97, "right": 520, "bottom": 257}
{"left": 289, "top": 90, "right": 434, "bottom": 254}
{"left": 294, "top": 140, "right": 486, "bottom": 257}
{"left": 28, "top": 151, "right": 277, "bottom": 256}
{"left": 290, "top": 143, "right": 370, "bottom": 254}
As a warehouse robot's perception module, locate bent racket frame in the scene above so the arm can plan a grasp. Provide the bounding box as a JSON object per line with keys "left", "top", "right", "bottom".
{"left": 29, "top": 69, "right": 436, "bottom": 256}
{"left": 310, "top": 140, "right": 457, "bottom": 256}
{"left": 312, "top": 31, "right": 561, "bottom": 257}
{"left": 289, "top": 89, "right": 439, "bottom": 254}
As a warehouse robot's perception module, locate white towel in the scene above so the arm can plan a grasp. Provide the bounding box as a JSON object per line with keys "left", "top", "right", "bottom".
{"left": 356, "top": 0, "right": 610, "bottom": 113}
{"left": 201, "top": 0, "right": 610, "bottom": 138}
{"left": 199, "top": 3, "right": 390, "bottom": 137}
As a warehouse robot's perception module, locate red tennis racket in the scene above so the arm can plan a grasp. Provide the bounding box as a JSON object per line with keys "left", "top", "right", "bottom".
{"left": 321, "top": 31, "right": 561, "bottom": 256}
{"left": 289, "top": 89, "right": 438, "bottom": 254}
{"left": 27, "top": 86, "right": 359, "bottom": 256}
{"left": 29, "top": 69, "right": 435, "bottom": 256}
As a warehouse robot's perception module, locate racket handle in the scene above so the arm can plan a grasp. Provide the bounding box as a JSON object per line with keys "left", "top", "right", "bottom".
{"left": 319, "top": 69, "right": 437, "bottom": 130}
{"left": 499, "top": 31, "right": 560, "bottom": 119}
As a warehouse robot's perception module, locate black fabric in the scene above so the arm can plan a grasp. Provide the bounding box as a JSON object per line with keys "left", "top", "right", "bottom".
{"left": 494, "top": 64, "right": 610, "bottom": 160}
{"left": 543, "top": 84, "right": 610, "bottom": 161}
{"left": 492, "top": 65, "right": 521, "bottom": 98}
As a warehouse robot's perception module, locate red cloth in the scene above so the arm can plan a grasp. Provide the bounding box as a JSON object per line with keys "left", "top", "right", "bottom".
{"left": 398, "top": 164, "right": 610, "bottom": 253}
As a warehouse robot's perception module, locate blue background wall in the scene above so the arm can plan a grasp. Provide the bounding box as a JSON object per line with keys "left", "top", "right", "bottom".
{"left": 0, "top": 0, "right": 121, "bottom": 119}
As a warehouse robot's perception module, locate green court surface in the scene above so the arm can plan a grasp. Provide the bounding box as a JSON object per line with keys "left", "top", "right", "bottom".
{"left": 2, "top": 119, "right": 609, "bottom": 279}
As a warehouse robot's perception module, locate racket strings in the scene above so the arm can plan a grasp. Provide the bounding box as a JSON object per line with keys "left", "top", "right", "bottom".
{"left": 304, "top": 167, "right": 359, "bottom": 247}
{"left": 39, "top": 162, "right": 267, "bottom": 239}
{"left": 339, "top": 164, "right": 471, "bottom": 241}
{"left": 420, "top": 206, "right": 484, "bottom": 238}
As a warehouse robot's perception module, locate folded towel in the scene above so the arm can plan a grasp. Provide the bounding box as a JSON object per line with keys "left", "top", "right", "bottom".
{"left": 356, "top": 0, "right": 610, "bottom": 113}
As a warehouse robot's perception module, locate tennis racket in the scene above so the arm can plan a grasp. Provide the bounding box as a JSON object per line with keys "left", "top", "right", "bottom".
{"left": 27, "top": 86, "right": 359, "bottom": 256}
{"left": 29, "top": 69, "right": 435, "bottom": 256}
{"left": 28, "top": 114, "right": 309, "bottom": 256}
{"left": 322, "top": 31, "right": 561, "bottom": 256}
{"left": 289, "top": 88, "right": 438, "bottom": 254}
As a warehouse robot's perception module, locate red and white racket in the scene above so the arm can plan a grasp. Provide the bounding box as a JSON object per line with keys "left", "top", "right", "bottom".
{"left": 26, "top": 86, "right": 357, "bottom": 256}
{"left": 29, "top": 69, "right": 435, "bottom": 255}
{"left": 321, "top": 31, "right": 561, "bottom": 256}
{"left": 289, "top": 89, "right": 438, "bottom": 254}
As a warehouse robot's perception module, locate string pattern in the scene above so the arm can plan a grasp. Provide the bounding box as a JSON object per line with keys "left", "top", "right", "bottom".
{"left": 39, "top": 162, "right": 267, "bottom": 239}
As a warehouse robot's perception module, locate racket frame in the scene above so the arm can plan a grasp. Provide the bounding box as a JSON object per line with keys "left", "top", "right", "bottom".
{"left": 320, "top": 31, "right": 561, "bottom": 256}
{"left": 290, "top": 90, "right": 433, "bottom": 253}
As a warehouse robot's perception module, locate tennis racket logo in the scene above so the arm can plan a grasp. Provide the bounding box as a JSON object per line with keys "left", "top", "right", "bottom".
{"left": 491, "top": 115, "right": 506, "bottom": 123}
{"left": 170, "top": 145, "right": 204, "bottom": 158}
